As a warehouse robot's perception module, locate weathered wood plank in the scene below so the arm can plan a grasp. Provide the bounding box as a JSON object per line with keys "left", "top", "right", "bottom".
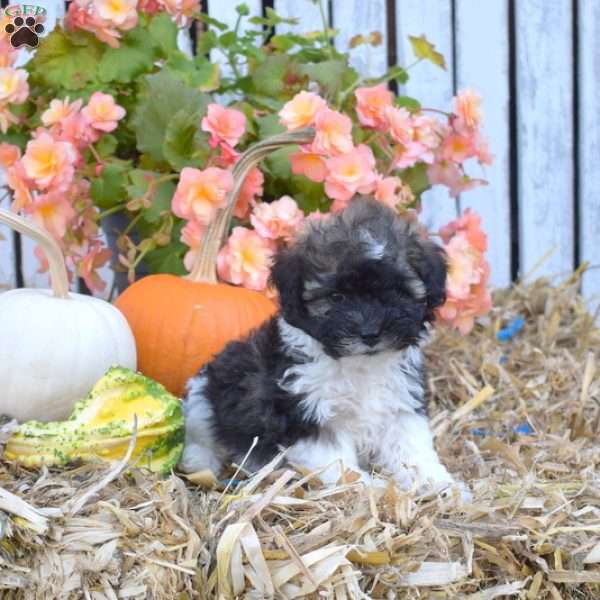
{"left": 332, "top": 0, "right": 388, "bottom": 78}
{"left": 274, "top": 0, "right": 330, "bottom": 34}
{"left": 578, "top": 0, "right": 600, "bottom": 302}
{"left": 515, "top": 0, "right": 574, "bottom": 279}
{"left": 455, "top": 0, "right": 511, "bottom": 288}
{"left": 395, "top": 0, "right": 458, "bottom": 234}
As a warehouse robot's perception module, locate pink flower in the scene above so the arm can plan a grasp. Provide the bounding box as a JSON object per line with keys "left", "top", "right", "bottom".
{"left": 82, "top": 92, "right": 126, "bottom": 133}
{"left": 279, "top": 91, "right": 327, "bottom": 131}
{"left": 0, "top": 142, "right": 20, "bottom": 167}
{"left": 24, "top": 191, "right": 76, "bottom": 239}
{"left": 313, "top": 108, "right": 354, "bottom": 156}
{"left": 22, "top": 131, "right": 78, "bottom": 191}
{"left": 41, "top": 97, "right": 82, "bottom": 127}
{"left": 324, "top": 144, "right": 378, "bottom": 204}
{"left": 79, "top": 243, "right": 112, "bottom": 293}
{"left": 355, "top": 84, "right": 394, "bottom": 130}
{"left": 201, "top": 104, "right": 246, "bottom": 148}
{"left": 6, "top": 162, "right": 33, "bottom": 211}
{"left": 0, "top": 67, "right": 29, "bottom": 104}
{"left": 138, "top": 0, "right": 162, "bottom": 14}
{"left": 96, "top": 0, "right": 138, "bottom": 28}
{"left": 250, "top": 196, "right": 304, "bottom": 241}
{"left": 290, "top": 148, "right": 327, "bottom": 183}
{"left": 217, "top": 226, "right": 275, "bottom": 291}
{"left": 0, "top": 105, "right": 18, "bottom": 133}
{"left": 440, "top": 132, "right": 477, "bottom": 163}
{"left": 375, "top": 176, "right": 414, "bottom": 210}
{"left": 172, "top": 166, "right": 233, "bottom": 225}
{"left": 235, "top": 167, "right": 264, "bottom": 219}
{"left": 158, "top": 0, "right": 201, "bottom": 26}
{"left": 0, "top": 38, "right": 17, "bottom": 68}
{"left": 385, "top": 106, "right": 413, "bottom": 146}
{"left": 180, "top": 220, "right": 207, "bottom": 271}
{"left": 436, "top": 209, "right": 492, "bottom": 334}
{"left": 427, "top": 161, "right": 486, "bottom": 198}
{"left": 453, "top": 89, "right": 482, "bottom": 133}
{"left": 66, "top": 1, "right": 124, "bottom": 48}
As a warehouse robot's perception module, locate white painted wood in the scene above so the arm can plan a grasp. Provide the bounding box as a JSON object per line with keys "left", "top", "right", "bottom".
{"left": 578, "top": 0, "right": 600, "bottom": 304}
{"left": 274, "top": 0, "right": 330, "bottom": 35}
{"left": 395, "top": 0, "right": 458, "bottom": 235}
{"left": 332, "top": 0, "right": 388, "bottom": 78}
{"left": 0, "top": 175, "right": 16, "bottom": 292}
{"left": 455, "top": 0, "right": 511, "bottom": 288}
{"left": 516, "top": 0, "right": 574, "bottom": 279}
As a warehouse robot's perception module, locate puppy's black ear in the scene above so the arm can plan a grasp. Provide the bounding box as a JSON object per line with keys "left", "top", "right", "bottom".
{"left": 412, "top": 240, "right": 447, "bottom": 313}
{"left": 270, "top": 247, "right": 306, "bottom": 324}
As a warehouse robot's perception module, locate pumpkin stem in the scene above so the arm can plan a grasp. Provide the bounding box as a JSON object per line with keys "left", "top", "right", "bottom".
{"left": 0, "top": 208, "right": 70, "bottom": 299}
{"left": 187, "top": 129, "right": 315, "bottom": 283}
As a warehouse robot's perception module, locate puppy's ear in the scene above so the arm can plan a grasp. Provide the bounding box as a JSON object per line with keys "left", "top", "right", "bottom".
{"left": 270, "top": 247, "right": 306, "bottom": 324}
{"left": 411, "top": 239, "right": 447, "bottom": 313}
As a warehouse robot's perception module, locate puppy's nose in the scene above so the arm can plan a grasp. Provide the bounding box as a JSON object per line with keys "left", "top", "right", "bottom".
{"left": 362, "top": 334, "right": 379, "bottom": 347}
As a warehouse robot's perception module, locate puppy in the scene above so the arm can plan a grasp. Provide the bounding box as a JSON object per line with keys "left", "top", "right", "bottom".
{"left": 180, "top": 197, "right": 464, "bottom": 495}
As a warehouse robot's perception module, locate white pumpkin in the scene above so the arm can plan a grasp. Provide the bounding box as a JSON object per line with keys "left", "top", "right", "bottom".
{"left": 0, "top": 208, "right": 136, "bottom": 422}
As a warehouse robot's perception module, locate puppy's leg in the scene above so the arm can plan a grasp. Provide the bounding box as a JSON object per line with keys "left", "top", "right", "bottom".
{"left": 376, "top": 411, "right": 470, "bottom": 499}
{"left": 179, "top": 374, "right": 222, "bottom": 474}
{"left": 286, "top": 431, "right": 370, "bottom": 486}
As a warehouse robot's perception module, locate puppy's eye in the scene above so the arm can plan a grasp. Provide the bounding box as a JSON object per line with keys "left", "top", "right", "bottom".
{"left": 330, "top": 292, "right": 345, "bottom": 303}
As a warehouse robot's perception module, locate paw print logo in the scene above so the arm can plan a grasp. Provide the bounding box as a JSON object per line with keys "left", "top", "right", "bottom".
{"left": 5, "top": 15, "right": 45, "bottom": 49}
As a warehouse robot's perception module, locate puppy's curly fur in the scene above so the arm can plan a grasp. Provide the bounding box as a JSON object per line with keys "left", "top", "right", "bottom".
{"left": 180, "top": 197, "right": 464, "bottom": 492}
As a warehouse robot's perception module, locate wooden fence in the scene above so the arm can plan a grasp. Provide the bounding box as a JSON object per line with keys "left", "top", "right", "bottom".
{"left": 1, "top": 0, "right": 599, "bottom": 305}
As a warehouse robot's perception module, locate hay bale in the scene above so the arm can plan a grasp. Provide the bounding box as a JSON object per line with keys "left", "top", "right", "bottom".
{"left": 1, "top": 275, "right": 599, "bottom": 599}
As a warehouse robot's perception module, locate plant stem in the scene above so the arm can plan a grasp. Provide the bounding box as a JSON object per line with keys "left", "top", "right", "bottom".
{"left": 98, "top": 204, "right": 126, "bottom": 220}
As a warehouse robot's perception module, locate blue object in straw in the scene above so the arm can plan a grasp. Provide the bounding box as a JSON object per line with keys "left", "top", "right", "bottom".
{"left": 496, "top": 317, "right": 525, "bottom": 342}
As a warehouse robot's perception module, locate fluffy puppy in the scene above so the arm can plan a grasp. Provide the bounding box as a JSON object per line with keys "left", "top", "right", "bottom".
{"left": 180, "top": 197, "right": 464, "bottom": 494}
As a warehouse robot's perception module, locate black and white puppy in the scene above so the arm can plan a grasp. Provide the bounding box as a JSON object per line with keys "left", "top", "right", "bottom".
{"left": 180, "top": 197, "right": 464, "bottom": 494}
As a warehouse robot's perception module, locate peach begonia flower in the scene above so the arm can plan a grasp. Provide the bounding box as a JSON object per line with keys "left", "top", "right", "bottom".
{"left": 158, "top": 0, "right": 201, "bottom": 26}
{"left": 96, "top": 0, "right": 138, "bottom": 28}
{"left": 279, "top": 91, "right": 327, "bottom": 131}
{"left": 180, "top": 219, "right": 207, "bottom": 272}
{"left": 172, "top": 166, "right": 234, "bottom": 225}
{"left": 250, "top": 196, "right": 304, "bottom": 241}
{"left": 82, "top": 92, "right": 126, "bottom": 133}
{"left": 217, "top": 226, "right": 275, "bottom": 291}
{"left": 41, "top": 97, "right": 83, "bottom": 127}
{"left": 6, "top": 162, "right": 33, "bottom": 211}
{"left": 22, "top": 131, "right": 78, "bottom": 191}
{"left": 374, "top": 176, "right": 414, "bottom": 210}
{"left": 235, "top": 167, "right": 264, "bottom": 219}
{"left": 453, "top": 89, "right": 482, "bottom": 133}
{"left": 79, "top": 243, "right": 112, "bottom": 293}
{"left": 201, "top": 104, "right": 246, "bottom": 148}
{"left": 290, "top": 148, "right": 327, "bottom": 183}
{"left": 0, "top": 142, "right": 20, "bottom": 168}
{"left": 24, "top": 191, "right": 76, "bottom": 239}
{"left": 436, "top": 209, "right": 492, "bottom": 334}
{"left": 0, "top": 67, "right": 29, "bottom": 105}
{"left": 138, "top": 0, "right": 162, "bottom": 14}
{"left": 355, "top": 84, "right": 394, "bottom": 130}
{"left": 440, "top": 131, "right": 477, "bottom": 163}
{"left": 427, "top": 161, "right": 487, "bottom": 198}
{"left": 324, "top": 144, "right": 378, "bottom": 204}
{"left": 312, "top": 107, "right": 354, "bottom": 156}
{"left": 65, "top": 1, "right": 126, "bottom": 48}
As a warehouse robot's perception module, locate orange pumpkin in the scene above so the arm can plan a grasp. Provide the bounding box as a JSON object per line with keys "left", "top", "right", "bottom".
{"left": 115, "top": 130, "right": 314, "bottom": 397}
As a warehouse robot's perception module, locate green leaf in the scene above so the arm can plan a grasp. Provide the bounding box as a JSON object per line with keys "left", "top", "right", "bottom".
{"left": 299, "top": 59, "right": 347, "bottom": 97}
{"left": 90, "top": 164, "right": 128, "bottom": 210}
{"left": 98, "top": 27, "right": 156, "bottom": 83}
{"left": 196, "top": 13, "right": 228, "bottom": 31}
{"left": 401, "top": 163, "right": 431, "bottom": 197}
{"left": 148, "top": 12, "right": 179, "bottom": 56}
{"left": 132, "top": 71, "right": 210, "bottom": 162}
{"left": 143, "top": 241, "right": 187, "bottom": 275}
{"left": 95, "top": 134, "right": 118, "bottom": 158}
{"left": 29, "top": 28, "right": 103, "bottom": 90}
{"left": 219, "top": 31, "right": 238, "bottom": 49}
{"left": 195, "top": 29, "right": 218, "bottom": 55}
{"left": 395, "top": 96, "right": 421, "bottom": 113}
{"left": 251, "top": 54, "right": 291, "bottom": 97}
{"left": 256, "top": 113, "right": 285, "bottom": 138}
{"left": 163, "top": 109, "right": 203, "bottom": 170}
{"left": 408, "top": 34, "right": 446, "bottom": 70}
{"left": 194, "top": 59, "right": 221, "bottom": 91}
{"left": 0, "top": 130, "right": 28, "bottom": 150}
{"left": 126, "top": 170, "right": 177, "bottom": 223}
